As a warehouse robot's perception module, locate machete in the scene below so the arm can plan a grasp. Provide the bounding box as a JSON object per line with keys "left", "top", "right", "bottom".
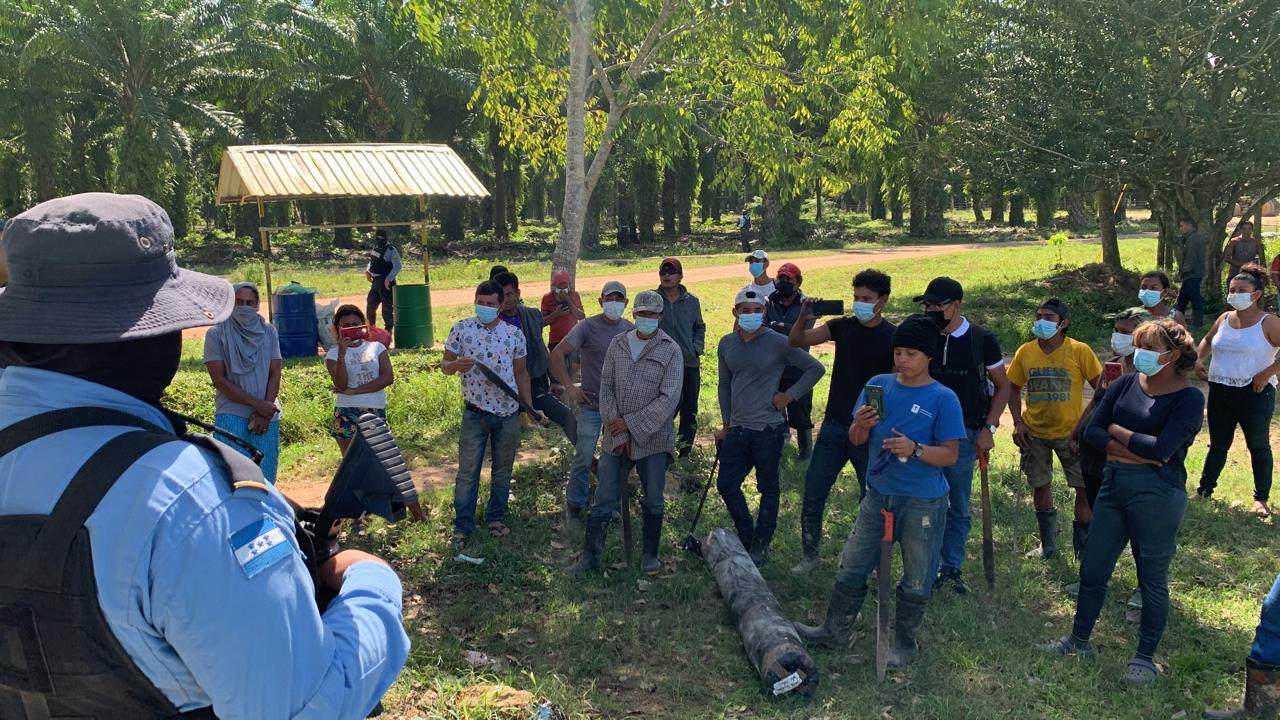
{"left": 980, "top": 450, "right": 995, "bottom": 591}
{"left": 876, "top": 508, "right": 895, "bottom": 681}
{"left": 471, "top": 361, "right": 548, "bottom": 424}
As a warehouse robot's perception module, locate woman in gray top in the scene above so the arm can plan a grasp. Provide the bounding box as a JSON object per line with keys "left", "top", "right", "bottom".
{"left": 203, "top": 282, "right": 283, "bottom": 481}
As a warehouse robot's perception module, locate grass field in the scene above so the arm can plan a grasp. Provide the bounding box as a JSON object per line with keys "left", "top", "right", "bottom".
{"left": 168, "top": 235, "right": 1280, "bottom": 718}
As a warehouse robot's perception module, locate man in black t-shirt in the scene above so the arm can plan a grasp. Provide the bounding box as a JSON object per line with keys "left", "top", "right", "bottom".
{"left": 788, "top": 269, "right": 896, "bottom": 576}
{"left": 915, "top": 277, "right": 1011, "bottom": 594}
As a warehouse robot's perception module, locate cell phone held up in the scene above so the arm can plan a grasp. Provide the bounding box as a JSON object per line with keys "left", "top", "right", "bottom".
{"left": 1102, "top": 361, "right": 1123, "bottom": 386}
{"left": 340, "top": 325, "right": 369, "bottom": 342}
{"left": 864, "top": 384, "right": 886, "bottom": 419}
{"left": 809, "top": 299, "right": 844, "bottom": 317}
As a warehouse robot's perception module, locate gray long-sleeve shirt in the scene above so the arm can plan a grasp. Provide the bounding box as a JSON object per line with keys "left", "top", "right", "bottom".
{"left": 717, "top": 328, "right": 825, "bottom": 430}
{"left": 658, "top": 285, "right": 706, "bottom": 368}
{"left": 1178, "top": 230, "right": 1206, "bottom": 280}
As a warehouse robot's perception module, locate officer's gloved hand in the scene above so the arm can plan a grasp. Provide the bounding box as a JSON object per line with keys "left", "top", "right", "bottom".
{"left": 317, "top": 550, "right": 392, "bottom": 591}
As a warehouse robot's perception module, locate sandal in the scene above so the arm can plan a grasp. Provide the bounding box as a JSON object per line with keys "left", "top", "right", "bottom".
{"left": 1123, "top": 657, "right": 1158, "bottom": 686}
{"left": 487, "top": 522, "right": 512, "bottom": 538}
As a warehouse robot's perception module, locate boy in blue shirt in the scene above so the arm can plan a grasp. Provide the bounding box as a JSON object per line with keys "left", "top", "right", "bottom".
{"left": 794, "top": 315, "right": 965, "bottom": 669}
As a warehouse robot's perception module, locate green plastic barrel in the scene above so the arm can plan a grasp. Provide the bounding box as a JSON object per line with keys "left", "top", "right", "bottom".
{"left": 393, "top": 284, "right": 433, "bottom": 348}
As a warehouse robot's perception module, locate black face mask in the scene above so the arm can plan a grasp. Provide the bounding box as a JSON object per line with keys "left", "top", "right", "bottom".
{"left": 926, "top": 309, "right": 949, "bottom": 330}
{"left": 776, "top": 281, "right": 796, "bottom": 298}
{"left": 0, "top": 333, "right": 183, "bottom": 409}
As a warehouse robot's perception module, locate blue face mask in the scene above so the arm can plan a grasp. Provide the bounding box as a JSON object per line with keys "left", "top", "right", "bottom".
{"left": 1031, "top": 319, "right": 1060, "bottom": 340}
{"left": 634, "top": 316, "right": 659, "bottom": 335}
{"left": 749, "top": 262, "right": 765, "bottom": 278}
{"left": 475, "top": 304, "right": 499, "bottom": 324}
{"left": 1137, "top": 289, "right": 1162, "bottom": 308}
{"left": 1132, "top": 348, "right": 1167, "bottom": 376}
{"left": 602, "top": 301, "right": 626, "bottom": 320}
{"left": 854, "top": 300, "right": 877, "bottom": 323}
{"left": 738, "top": 312, "right": 764, "bottom": 332}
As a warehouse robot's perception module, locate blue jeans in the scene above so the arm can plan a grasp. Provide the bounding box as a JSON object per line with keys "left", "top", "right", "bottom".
{"left": 567, "top": 408, "right": 602, "bottom": 509}
{"left": 1072, "top": 463, "right": 1187, "bottom": 659}
{"left": 716, "top": 424, "right": 786, "bottom": 549}
{"left": 802, "top": 419, "right": 869, "bottom": 513}
{"left": 939, "top": 428, "right": 979, "bottom": 573}
{"left": 452, "top": 408, "right": 522, "bottom": 536}
{"left": 1251, "top": 574, "right": 1280, "bottom": 665}
{"left": 590, "top": 452, "right": 670, "bottom": 520}
{"left": 215, "top": 414, "right": 281, "bottom": 484}
{"left": 830, "top": 488, "right": 949, "bottom": 607}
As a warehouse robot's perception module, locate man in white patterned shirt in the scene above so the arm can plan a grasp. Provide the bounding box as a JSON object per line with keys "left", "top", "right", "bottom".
{"left": 442, "top": 280, "right": 545, "bottom": 546}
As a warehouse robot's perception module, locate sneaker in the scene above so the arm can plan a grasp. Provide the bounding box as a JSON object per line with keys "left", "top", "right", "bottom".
{"left": 1036, "top": 635, "right": 1092, "bottom": 656}
{"left": 749, "top": 544, "right": 769, "bottom": 568}
{"left": 937, "top": 567, "right": 970, "bottom": 595}
{"left": 1065, "top": 582, "right": 1080, "bottom": 598}
{"left": 1126, "top": 590, "right": 1143, "bottom": 609}
{"left": 790, "top": 556, "right": 820, "bottom": 576}
{"left": 563, "top": 505, "right": 583, "bottom": 532}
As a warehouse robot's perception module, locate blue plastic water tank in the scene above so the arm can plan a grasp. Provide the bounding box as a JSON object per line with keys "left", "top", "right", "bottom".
{"left": 271, "top": 291, "right": 318, "bottom": 358}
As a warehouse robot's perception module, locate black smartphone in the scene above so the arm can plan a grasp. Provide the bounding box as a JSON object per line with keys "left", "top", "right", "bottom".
{"left": 864, "top": 384, "right": 885, "bottom": 418}
{"left": 811, "top": 299, "right": 844, "bottom": 316}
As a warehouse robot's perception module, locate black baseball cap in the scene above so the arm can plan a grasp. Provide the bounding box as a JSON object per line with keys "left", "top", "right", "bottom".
{"left": 913, "top": 277, "right": 963, "bottom": 304}
{"left": 1039, "top": 298, "right": 1070, "bottom": 321}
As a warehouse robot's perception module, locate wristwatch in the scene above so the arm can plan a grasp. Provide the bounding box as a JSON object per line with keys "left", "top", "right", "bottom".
{"left": 912, "top": 442, "right": 925, "bottom": 459}
{"left": 986, "top": 423, "right": 999, "bottom": 434}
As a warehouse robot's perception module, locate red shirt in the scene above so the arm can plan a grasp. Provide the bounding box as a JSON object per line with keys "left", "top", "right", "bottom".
{"left": 541, "top": 290, "right": 583, "bottom": 344}
{"left": 1270, "top": 253, "right": 1280, "bottom": 274}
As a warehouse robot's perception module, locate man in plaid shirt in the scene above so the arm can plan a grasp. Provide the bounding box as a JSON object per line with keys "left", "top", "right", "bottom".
{"left": 568, "top": 291, "right": 684, "bottom": 575}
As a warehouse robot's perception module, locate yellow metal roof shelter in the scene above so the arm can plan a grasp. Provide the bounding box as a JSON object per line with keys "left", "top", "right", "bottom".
{"left": 215, "top": 144, "right": 489, "bottom": 346}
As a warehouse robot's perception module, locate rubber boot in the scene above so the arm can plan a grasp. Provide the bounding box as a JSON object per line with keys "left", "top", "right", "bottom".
{"left": 790, "top": 514, "right": 822, "bottom": 576}
{"left": 1204, "top": 658, "right": 1280, "bottom": 719}
{"left": 641, "top": 511, "right": 663, "bottom": 574}
{"left": 1026, "top": 509, "right": 1059, "bottom": 560}
{"left": 1072, "top": 521, "right": 1090, "bottom": 561}
{"left": 564, "top": 503, "right": 583, "bottom": 533}
{"left": 797, "top": 429, "right": 813, "bottom": 462}
{"left": 794, "top": 582, "right": 863, "bottom": 647}
{"left": 566, "top": 515, "right": 607, "bottom": 575}
{"left": 887, "top": 588, "right": 926, "bottom": 668}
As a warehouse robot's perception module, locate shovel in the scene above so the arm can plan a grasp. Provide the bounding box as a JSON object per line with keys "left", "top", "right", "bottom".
{"left": 679, "top": 450, "right": 721, "bottom": 557}
{"left": 980, "top": 450, "right": 995, "bottom": 591}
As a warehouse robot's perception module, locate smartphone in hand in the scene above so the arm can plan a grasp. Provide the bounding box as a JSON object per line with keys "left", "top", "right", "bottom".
{"left": 340, "top": 325, "right": 369, "bottom": 342}
{"left": 864, "top": 384, "right": 885, "bottom": 419}
{"left": 1102, "top": 361, "right": 1123, "bottom": 386}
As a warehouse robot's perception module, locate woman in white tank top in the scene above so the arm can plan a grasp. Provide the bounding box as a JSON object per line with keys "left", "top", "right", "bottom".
{"left": 1193, "top": 265, "right": 1280, "bottom": 514}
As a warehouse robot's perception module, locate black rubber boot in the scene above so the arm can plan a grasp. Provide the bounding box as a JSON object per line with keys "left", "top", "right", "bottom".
{"left": 566, "top": 515, "right": 607, "bottom": 575}
{"left": 1072, "top": 521, "right": 1090, "bottom": 561}
{"left": 887, "top": 588, "right": 926, "bottom": 668}
{"left": 1026, "top": 509, "right": 1059, "bottom": 560}
{"left": 1204, "top": 658, "right": 1280, "bottom": 719}
{"left": 794, "top": 582, "right": 864, "bottom": 647}
{"left": 797, "top": 429, "right": 813, "bottom": 461}
{"left": 790, "top": 514, "right": 822, "bottom": 576}
{"left": 641, "top": 511, "right": 663, "bottom": 574}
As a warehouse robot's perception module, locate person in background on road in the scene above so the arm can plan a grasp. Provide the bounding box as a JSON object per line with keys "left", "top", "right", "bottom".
{"left": 1204, "top": 572, "right": 1280, "bottom": 719}
{"left": 1008, "top": 298, "right": 1102, "bottom": 562}
{"left": 488, "top": 265, "right": 509, "bottom": 280}
{"left": 441, "top": 281, "right": 545, "bottom": 546}
{"left": 365, "top": 228, "right": 400, "bottom": 334}
{"left": 765, "top": 262, "right": 817, "bottom": 460}
{"left": 541, "top": 269, "right": 586, "bottom": 353}
{"left": 568, "top": 291, "right": 684, "bottom": 575}
{"left": 655, "top": 256, "right": 706, "bottom": 467}
{"left": 550, "top": 280, "right": 634, "bottom": 530}
{"left": 1038, "top": 319, "right": 1204, "bottom": 688}
{"left": 915, "top": 276, "right": 1011, "bottom": 594}
{"left": 738, "top": 208, "right": 752, "bottom": 251}
{"left": 789, "top": 269, "right": 896, "bottom": 576}
{"left": 716, "top": 286, "right": 825, "bottom": 567}
{"left": 1176, "top": 218, "right": 1207, "bottom": 328}
{"left": 744, "top": 249, "right": 774, "bottom": 297}
{"left": 203, "top": 281, "right": 283, "bottom": 482}
{"left": 1137, "top": 271, "right": 1187, "bottom": 327}
{"left": 794, "top": 315, "right": 963, "bottom": 670}
{"left": 1225, "top": 220, "right": 1265, "bottom": 280}
{"left": 493, "top": 271, "right": 576, "bottom": 444}
{"left": 1192, "top": 265, "right": 1280, "bottom": 516}
{"left": 0, "top": 193, "right": 407, "bottom": 718}
{"left": 326, "top": 305, "right": 394, "bottom": 456}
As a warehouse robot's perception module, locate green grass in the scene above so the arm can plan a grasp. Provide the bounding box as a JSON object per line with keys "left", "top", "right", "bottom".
{"left": 170, "top": 236, "right": 1278, "bottom": 718}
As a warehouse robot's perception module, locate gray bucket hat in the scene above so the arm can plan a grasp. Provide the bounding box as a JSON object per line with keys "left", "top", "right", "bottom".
{"left": 0, "top": 192, "right": 234, "bottom": 344}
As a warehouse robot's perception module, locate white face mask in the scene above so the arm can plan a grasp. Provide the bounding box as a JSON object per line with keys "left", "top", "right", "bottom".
{"left": 602, "top": 301, "right": 626, "bottom": 320}
{"left": 1111, "top": 332, "right": 1135, "bottom": 357}
{"left": 1228, "top": 292, "right": 1256, "bottom": 311}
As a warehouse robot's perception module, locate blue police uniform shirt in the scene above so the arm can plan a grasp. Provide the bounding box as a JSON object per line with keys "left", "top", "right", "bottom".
{"left": 855, "top": 373, "right": 966, "bottom": 498}
{"left": 0, "top": 367, "right": 410, "bottom": 719}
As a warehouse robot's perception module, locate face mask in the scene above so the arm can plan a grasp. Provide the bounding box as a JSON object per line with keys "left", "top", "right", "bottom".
{"left": 634, "top": 317, "right": 659, "bottom": 335}
{"left": 602, "top": 301, "right": 626, "bottom": 320}
{"left": 775, "top": 281, "right": 795, "bottom": 297}
{"left": 926, "top": 309, "right": 949, "bottom": 330}
{"left": 475, "top": 305, "right": 499, "bottom": 324}
{"left": 1111, "top": 332, "right": 1135, "bottom": 356}
{"left": 231, "top": 306, "right": 260, "bottom": 328}
{"left": 1133, "top": 348, "right": 1167, "bottom": 376}
{"left": 1032, "top": 319, "right": 1060, "bottom": 340}
{"left": 1228, "top": 292, "right": 1256, "bottom": 311}
{"left": 749, "top": 262, "right": 765, "bottom": 278}
{"left": 854, "top": 301, "right": 877, "bottom": 323}
{"left": 737, "top": 313, "right": 764, "bottom": 332}
{"left": 1137, "top": 289, "right": 1162, "bottom": 308}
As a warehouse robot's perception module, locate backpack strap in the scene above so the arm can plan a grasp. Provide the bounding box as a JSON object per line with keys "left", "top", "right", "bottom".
{"left": 0, "top": 407, "right": 168, "bottom": 458}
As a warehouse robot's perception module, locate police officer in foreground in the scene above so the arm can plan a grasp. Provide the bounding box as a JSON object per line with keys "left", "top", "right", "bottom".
{"left": 0, "top": 193, "right": 409, "bottom": 719}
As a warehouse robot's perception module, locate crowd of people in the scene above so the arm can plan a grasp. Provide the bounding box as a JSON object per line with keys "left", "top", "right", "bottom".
{"left": 2, "top": 192, "right": 1279, "bottom": 718}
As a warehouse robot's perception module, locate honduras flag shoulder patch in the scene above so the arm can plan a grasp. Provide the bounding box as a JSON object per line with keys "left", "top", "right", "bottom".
{"left": 229, "top": 517, "right": 292, "bottom": 579}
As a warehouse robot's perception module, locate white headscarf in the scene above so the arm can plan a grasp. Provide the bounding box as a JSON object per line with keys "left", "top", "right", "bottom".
{"left": 220, "top": 282, "right": 269, "bottom": 375}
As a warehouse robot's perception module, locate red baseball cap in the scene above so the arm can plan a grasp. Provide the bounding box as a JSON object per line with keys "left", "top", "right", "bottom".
{"left": 659, "top": 256, "right": 683, "bottom": 274}
{"left": 551, "top": 270, "right": 571, "bottom": 287}
{"left": 776, "top": 262, "right": 801, "bottom": 280}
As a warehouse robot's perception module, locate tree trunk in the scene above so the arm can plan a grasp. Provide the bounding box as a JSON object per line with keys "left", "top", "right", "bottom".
{"left": 1064, "top": 191, "right": 1092, "bottom": 232}
{"left": 909, "top": 176, "right": 946, "bottom": 238}
{"left": 440, "top": 198, "right": 466, "bottom": 244}
{"left": 889, "top": 186, "right": 904, "bottom": 227}
{"left": 698, "top": 147, "right": 717, "bottom": 222}
{"left": 1033, "top": 186, "right": 1056, "bottom": 229}
{"left": 1096, "top": 187, "right": 1123, "bottom": 271}
{"left": 506, "top": 152, "right": 521, "bottom": 233}
{"left": 489, "top": 122, "right": 509, "bottom": 242}
{"left": 660, "top": 168, "right": 676, "bottom": 237}
{"left": 970, "top": 182, "right": 984, "bottom": 223}
{"left": 1008, "top": 193, "right": 1026, "bottom": 227}
{"left": 989, "top": 191, "right": 1006, "bottom": 225}
{"left": 552, "top": 0, "right": 593, "bottom": 278}
{"left": 333, "top": 200, "right": 354, "bottom": 249}
{"left": 815, "top": 178, "right": 823, "bottom": 221}
{"left": 1148, "top": 191, "right": 1180, "bottom": 269}
{"left": 674, "top": 149, "right": 696, "bottom": 235}
{"left": 868, "top": 169, "right": 886, "bottom": 220}
{"left": 633, "top": 157, "right": 660, "bottom": 244}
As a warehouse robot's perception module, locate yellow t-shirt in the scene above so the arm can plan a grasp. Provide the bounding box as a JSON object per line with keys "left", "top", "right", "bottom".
{"left": 1007, "top": 337, "right": 1103, "bottom": 439}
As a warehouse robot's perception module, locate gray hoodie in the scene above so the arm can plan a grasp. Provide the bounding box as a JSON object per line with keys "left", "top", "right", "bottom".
{"left": 657, "top": 285, "right": 706, "bottom": 368}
